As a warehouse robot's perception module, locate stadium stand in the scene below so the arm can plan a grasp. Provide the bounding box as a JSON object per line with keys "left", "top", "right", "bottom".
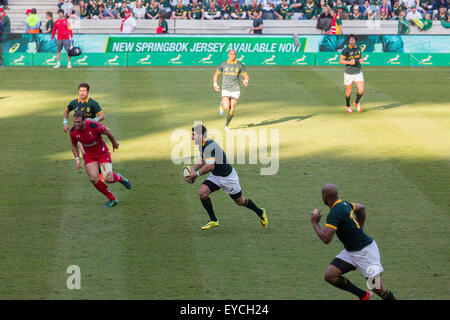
{"left": 4, "top": 0, "right": 450, "bottom": 33}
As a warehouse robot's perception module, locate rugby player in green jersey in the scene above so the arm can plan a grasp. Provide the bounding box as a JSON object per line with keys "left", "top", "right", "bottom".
{"left": 213, "top": 50, "right": 249, "bottom": 131}
{"left": 185, "top": 124, "right": 268, "bottom": 230}
{"left": 311, "top": 184, "right": 396, "bottom": 300}
{"left": 339, "top": 34, "right": 365, "bottom": 113}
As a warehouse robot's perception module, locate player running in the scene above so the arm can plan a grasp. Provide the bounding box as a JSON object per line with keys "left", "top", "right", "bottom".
{"left": 213, "top": 50, "right": 249, "bottom": 131}
{"left": 339, "top": 34, "right": 364, "bottom": 113}
{"left": 185, "top": 124, "right": 268, "bottom": 230}
{"left": 310, "top": 184, "right": 396, "bottom": 300}
{"left": 70, "top": 110, "right": 131, "bottom": 207}
{"left": 63, "top": 83, "right": 105, "bottom": 132}
{"left": 51, "top": 9, "right": 73, "bottom": 69}
{"left": 63, "top": 83, "right": 106, "bottom": 180}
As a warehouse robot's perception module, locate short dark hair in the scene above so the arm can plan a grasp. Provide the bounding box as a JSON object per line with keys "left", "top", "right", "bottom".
{"left": 73, "top": 110, "right": 86, "bottom": 120}
{"left": 78, "top": 83, "right": 90, "bottom": 91}
{"left": 47, "top": 11, "right": 53, "bottom": 18}
{"left": 192, "top": 124, "right": 207, "bottom": 136}
{"left": 57, "top": 9, "right": 64, "bottom": 15}
{"left": 348, "top": 34, "right": 357, "bottom": 41}
{"left": 31, "top": 8, "right": 37, "bottom": 14}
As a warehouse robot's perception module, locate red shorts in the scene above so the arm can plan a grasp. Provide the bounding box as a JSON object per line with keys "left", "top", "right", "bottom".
{"left": 83, "top": 151, "right": 112, "bottom": 165}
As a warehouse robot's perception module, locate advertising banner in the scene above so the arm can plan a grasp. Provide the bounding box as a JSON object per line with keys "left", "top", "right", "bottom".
{"left": 409, "top": 53, "right": 450, "bottom": 66}
{"left": 4, "top": 53, "right": 33, "bottom": 66}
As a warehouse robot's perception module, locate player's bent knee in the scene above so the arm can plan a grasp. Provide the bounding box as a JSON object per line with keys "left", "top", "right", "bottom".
{"left": 198, "top": 187, "right": 211, "bottom": 199}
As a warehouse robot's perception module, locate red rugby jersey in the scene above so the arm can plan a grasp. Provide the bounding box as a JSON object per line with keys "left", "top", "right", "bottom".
{"left": 51, "top": 18, "right": 73, "bottom": 40}
{"left": 70, "top": 121, "right": 109, "bottom": 155}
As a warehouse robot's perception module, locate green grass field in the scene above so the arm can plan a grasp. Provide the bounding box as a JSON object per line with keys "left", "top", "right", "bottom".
{"left": 0, "top": 66, "right": 449, "bottom": 300}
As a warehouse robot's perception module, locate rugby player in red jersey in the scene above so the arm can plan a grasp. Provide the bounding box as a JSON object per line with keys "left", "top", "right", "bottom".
{"left": 51, "top": 9, "right": 74, "bottom": 69}
{"left": 70, "top": 110, "right": 131, "bottom": 207}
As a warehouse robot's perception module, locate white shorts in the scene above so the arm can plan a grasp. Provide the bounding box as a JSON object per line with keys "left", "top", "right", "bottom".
{"left": 222, "top": 90, "right": 240, "bottom": 100}
{"left": 205, "top": 168, "right": 242, "bottom": 196}
{"left": 344, "top": 72, "right": 364, "bottom": 86}
{"left": 335, "top": 240, "right": 384, "bottom": 278}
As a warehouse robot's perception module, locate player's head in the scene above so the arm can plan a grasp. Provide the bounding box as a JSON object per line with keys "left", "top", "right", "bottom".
{"left": 321, "top": 184, "right": 339, "bottom": 207}
{"left": 191, "top": 124, "right": 207, "bottom": 145}
{"left": 78, "top": 83, "right": 90, "bottom": 100}
{"left": 228, "top": 50, "right": 237, "bottom": 62}
{"left": 73, "top": 110, "right": 86, "bottom": 130}
{"left": 348, "top": 34, "right": 357, "bottom": 47}
{"left": 57, "top": 9, "right": 64, "bottom": 18}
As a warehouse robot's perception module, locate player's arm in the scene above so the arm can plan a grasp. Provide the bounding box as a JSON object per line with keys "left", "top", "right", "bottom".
{"left": 242, "top": 71, "right": 249, "bottom": 87}
{"left": 213, "top": 70, "right": 221, "bottom": 92}
{"left": 311, "top": 209, "right": 336, "bottom": 244}
{"left": 71, "top": 141, "right": 81, "bottom": 170}
{"left": 103, "top": 126, "right": 119, "bottom": 151}
{"left": 353, "top": 203, "right": 366, "bottom": 229}
{"left": 339, "top": 54, "right": 355, "bottom": 65}
{"left": 63, "top": 108, "right": 70, "bottom": 132}
{"left": 359, "top": 53, "right": 364, "bottom": 64}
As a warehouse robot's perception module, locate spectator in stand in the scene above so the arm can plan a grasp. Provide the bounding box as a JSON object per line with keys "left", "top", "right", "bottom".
{"left": 366, "top": 8, "right": 375, "bottom": 19}
{"left": 380, "top": 7, "right": 390, "bottom": 19}
{"left": 146, "top": 0, "right": 160, "bottom": 19}
{"left": 250, "top": 10, "right": 264, "bottom": 33}
{"left": 157, "top": 15, "right": 168, "bottom": 33}
{"left": 350, "top": 5, "right": 365, "bottom": 19}
{"left": 291, "top": 0, "right": 304, "bottom": 13}
{"left": 247, "top": 0, "right": 263, "bottom": 19}
{"left": 79, "top": 1, "right": 90, "bottom": 19}
{"left": 329, "top": 8, "right": 343, "bottom": 33}
{"left": 159, "top": 0, "right": 172, "bottom": 19}
{"left": 317, "top": 5, "right": 333, "bottom": 32}
{"left": 204, "top": 0, "right": 222, "bottom": 19}
{"left": 435, "top": 5, "right": 448, "bottom": 20}
{"left": 134, "top": 0, "right": 147, "bottom": 19}
{"left": 397, "top": 9, "right": 410, "bottom": 33}
{"left": 61, "top": 0, "right": 74, "bottom": 16}
{"left": 299, "top": 0, "right": 319, "bottom": 19}
{"left": 219, "top": 0, "right": 231, "bottom": 20}
{"left": 432, "top": 0, "right": 448, "bottom": 12}
{"left": 104, "top": 0, "right": 120, "bottom": 18}
{"left": 260, "top": 0, "right": 275, "bottom": 19}
{"left": 189, "top": 0, "right": 204, "bottom": 19}
{"left": 25, "top": 9, "right": 41, "bottom": 34}
{"left": 360, "top": 0, "right": 375, "bottom": 16}
{"left": 391, "top": 0, "right": 406, "bottom": 19}
{"left": 99, "top": 4, "right": 115, "bottom": 18}
{"left": 172, "top": 0, "right": 188, "bottom": 19}
{"left": 44, "top": 12, "right": 54, "bottom": 33}
{"left": 275, "top": 0, "right": 294, "bottom": 19}
{"left": 89, "top": 1, "right": 101, "bottom": 19}
{"left": 379, "top": 0, "right": 392, "bottom": 17}
{"left": 230, "top": 0, "right": 247, "bottom": 19}
{"left": 406, "top": 4, "right": 424, "bottom": 19}
{"left": 1, "top": 0, "right": 7, "bottom": 10}
{"left": 420, "top": 0, "right": 434, "bottom": 16}
{"left": 0, "top": 7, "right": 10, "bottom": 40}
{"left": 118, "top": 1, "right": 130, "bottom": 18}
{"left": 121, "top": 8, "right": 137, "bottom": 32}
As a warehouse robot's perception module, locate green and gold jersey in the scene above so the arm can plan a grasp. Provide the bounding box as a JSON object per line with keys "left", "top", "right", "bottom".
{"left": 200, "top": 139, "right": 233, "bottom": 177}
{"left": 326, "top": 200, "right": 373, "bottom": 252}
{"left": 341, "top": 44, "right": 363, "bottom": 75}
{"left": 173, "top": 5, "right": 187, "bottom": 17}
{"left": 302, "top": 3, "right": 318, "bottom": 19}
{"left": 189, "top": 4, "right": 203, "bottom": 19}
{"left": 217, "top": 59, "right": 247, "bottom": 91}
{"left": 146, "top": 4, "right": 160, "bottom": 17}
{"left": 247, "top": 4, "right": 262, "bottom": 16}
{"left": 66, "top": 97, "right": 103, "bottom": 119}
{"left": 276, "top": 4, "right": 293, "bottom": 19}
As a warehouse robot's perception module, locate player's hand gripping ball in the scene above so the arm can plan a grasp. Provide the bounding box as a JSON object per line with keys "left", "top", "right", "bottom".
{"left": 183, "top": 166, "right": 194, "bottom": 184}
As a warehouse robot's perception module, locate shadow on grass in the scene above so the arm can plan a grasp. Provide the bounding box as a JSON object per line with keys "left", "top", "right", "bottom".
{"left": 367, "top": 103, "right": 405, "bottom": 112}
{"left": 235, "top": 114, "right": 317, "bottom": 129}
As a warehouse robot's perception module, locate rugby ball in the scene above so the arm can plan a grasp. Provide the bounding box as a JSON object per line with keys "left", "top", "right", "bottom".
{"left": 183, "top": 166, "right": 194, "bottom": 184}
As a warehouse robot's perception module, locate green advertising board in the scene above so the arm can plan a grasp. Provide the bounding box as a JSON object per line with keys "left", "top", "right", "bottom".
{"left": 316, "top": 52, "right": 411, "bottom": 66}
{"left": 4, "top": 53, "right": 33, "bottom": 66}
{"left": 105, "top": 36, "right": 307, "bottom": 55}
{"left": 34, "top": 53, "right": 127, "bottom": 67}
{"left": 34, "top": 53, "right": 67, "bottom": 66}
{"left": 409, "top": 53, "right": 450, "bottom": 66}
